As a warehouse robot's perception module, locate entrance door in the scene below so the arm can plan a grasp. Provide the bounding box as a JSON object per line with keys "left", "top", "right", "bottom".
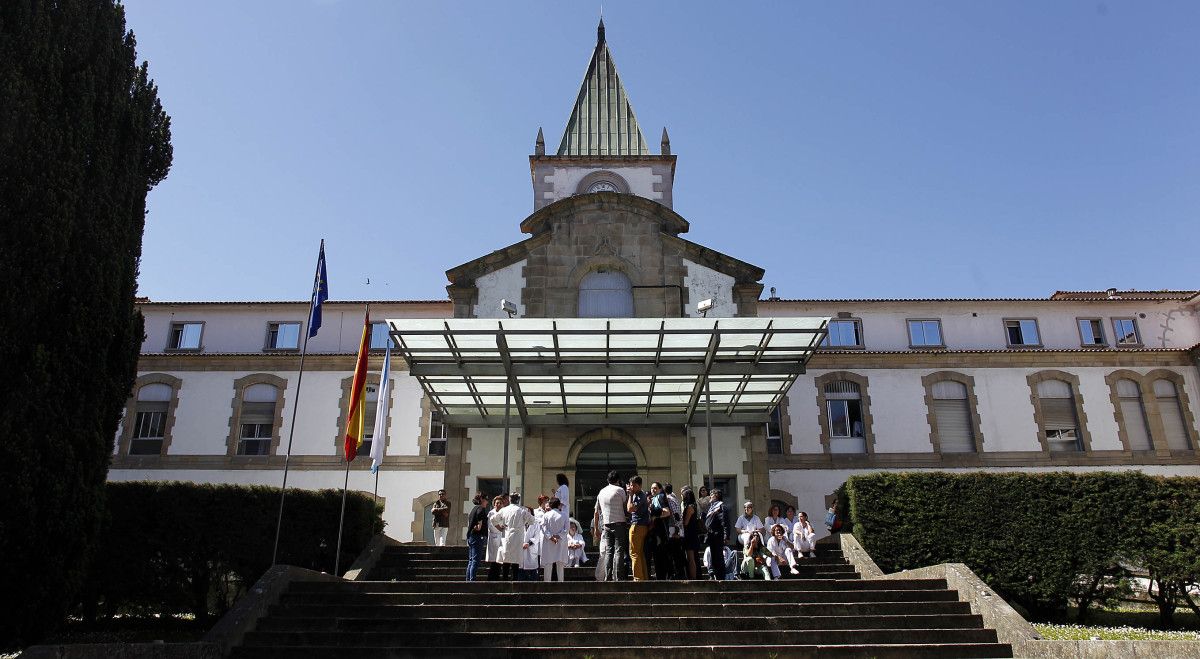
{"left": 574, "top": 439, "right": 637, "bottom": 537}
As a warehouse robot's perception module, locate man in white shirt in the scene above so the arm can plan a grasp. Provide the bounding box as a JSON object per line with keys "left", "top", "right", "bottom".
{"left": 596, "top": 470, "right": 629, "bottom": 581}
{"left": 734, "top": 501, "right": 764, "bottom": 548}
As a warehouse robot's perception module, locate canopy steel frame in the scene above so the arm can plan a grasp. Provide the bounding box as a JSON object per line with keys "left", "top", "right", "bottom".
{"left": 388, "top": 317, "right": 827, "bottom": 428}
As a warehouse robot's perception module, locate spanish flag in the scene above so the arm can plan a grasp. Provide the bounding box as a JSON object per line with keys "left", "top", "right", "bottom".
{"left": 343, "top": 308, "right": 371, "bottom": 461}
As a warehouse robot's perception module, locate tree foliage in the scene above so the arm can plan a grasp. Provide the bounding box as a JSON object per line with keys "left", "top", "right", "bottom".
{"left": 82, "top": 482, "right": 383, "bottom": 623}
{"left": 0, "top": 0, "right": 172, "bottom": 645}
{"left": 846, "top": 471, "right": 1200, "bottom": 624}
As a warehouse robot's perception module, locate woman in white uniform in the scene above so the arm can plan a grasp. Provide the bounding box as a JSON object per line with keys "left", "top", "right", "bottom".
{"left": 554, "top": 473, "right": 570, "bottom": 522}
{"left": 566, "top": 520, "right": 588, "bottom": 567}
{"left": 540, "top": 498, "right": 570, "bottom": 581}
{"left": 792, "top": 510, "right": 817, "bottom": 559}
{"left": 485, "top": 495, "right": 505, "bottom": 580}
{"left": 767, "top": 524, "right": 800, "bottom": 576}
{"left": 519, "top": 505, "right": 541, "bottom": 580}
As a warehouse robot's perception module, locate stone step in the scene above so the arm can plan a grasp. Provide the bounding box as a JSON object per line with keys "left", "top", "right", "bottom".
{"left": 256, "top": 613, "right": 988, "bottom": 633}
{"left": 278, "top": 588, "right": 960, "bottom": 606}
{"left": 241, "top": 628, "right": 1000, "bottom": 648}
{"left": 232, "top": 643, "right": 1012, "bottom": 658}
{"left": 375, "top": 556, "right": 852, "bottom": 567}
{"left": 289, "top": 577, "right": 947, "bottom": 593}
{"left": 365, "top": 569, "right": 861, "bottom": 582}
{"left": 268, "top": 600, "right": 975, "bottom": 620}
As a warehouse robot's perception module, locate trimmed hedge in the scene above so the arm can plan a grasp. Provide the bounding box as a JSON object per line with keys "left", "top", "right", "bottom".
{"left": 846, "top": 471, "right": 1200, "bottom": 623}
{"left": 81, "top": 481, "right": 382, "bottom": 622}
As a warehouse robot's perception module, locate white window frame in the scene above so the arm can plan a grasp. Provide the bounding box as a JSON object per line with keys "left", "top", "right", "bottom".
{"left": 428, "top": 408, "right": 449, "bottom": 456}
{"left": 265, "top": 321, "right": 301, "bottom": 351}
{"left": 370, "top": 321, "right": 395, "bottom": 350}
{"left": 907, "top": 319, "right": 945, "bottom": 348}
{"left": 167, "top": 321, "right": 204, "bottom": 351}
{"left": 1004, "top": 318, "right": 1041, "bottom": 348}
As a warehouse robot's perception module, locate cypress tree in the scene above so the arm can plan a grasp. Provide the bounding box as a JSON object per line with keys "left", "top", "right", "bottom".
{"left": 0, "top": 0, "right": 172, "bottom": 645}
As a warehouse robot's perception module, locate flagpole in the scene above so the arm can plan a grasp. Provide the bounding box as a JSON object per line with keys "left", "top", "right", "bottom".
{"left": 272, "top": 239, "right": 325, "bottom": 566}
{"left": 371, "top": 470, "right": 380, "bottom": 536}
{"left": 334, "top": 457, "right": 351, "bottom": 575}
{"left": 335, "top": 303, "right": 369, "bottom": 576}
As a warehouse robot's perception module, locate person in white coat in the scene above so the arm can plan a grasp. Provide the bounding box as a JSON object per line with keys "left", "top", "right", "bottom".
{"left": 554, "top": 473, "right": 571, "bottom": 522}
{"left": 485, "top": 495, "right": 506, "bottom": 580}
{"left": 767, "top": 524, "right": 800, "bottom": 576}
{"left": 566, "top": 520, "right": 588, "bottom": 567}
{"left": 493, "top": 493, "right": 533, "bottom": 580}
{"left": 792, "top": 510, "right": 817, "bottom": 559}
{"left": 734, "top": 501, "right": 764, "bottom": 548}
{"left": 519, "top": 506, "right": 541, "bottom": 580}
{"left": 540, "top": 498, "right": 569, "bottom": 581}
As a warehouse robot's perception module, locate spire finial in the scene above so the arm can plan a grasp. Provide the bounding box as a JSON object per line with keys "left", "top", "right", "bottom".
{"left": 660, "top": 127, "right": 671, "bottom": 156}
{"left": 535, "top": 127, "right": 545, "bottom": 156}
{"left": 597, "top": 15, "right": 605, "bottom": 44}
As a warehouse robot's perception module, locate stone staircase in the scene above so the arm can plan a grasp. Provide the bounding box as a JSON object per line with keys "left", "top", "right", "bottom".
{"left": 229, "top": 540, "right": 1013, "bottom": 658}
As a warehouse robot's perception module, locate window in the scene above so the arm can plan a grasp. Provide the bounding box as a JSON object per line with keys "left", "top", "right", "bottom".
{"left": 1037, "top": 379, "right": 1081, "bottom": 451}
{"left": 822, "top": 319, "right": 863, "bottom": 348}
{"left": 477, "top": 477, "right": 506, "bottom": 500}
{"left": 825, "top": 380, "right": 864, "bottom": 441}
{"left": 370, "top": 322, "right": 395, "bottom": 350}
{"left": 578, "top": 270, "right": 634, "bottom": 318}
{"left": 1112, "top": 318, "right": 1141, "bottom": 346}
{"left": 168, "top": 322, "right": 203, "bottom": 350}
{"left": 1078, "top": 319, "right": 1106, "bottom": 346}
{"left": 765, "top": 406, "right": 783, "bottom": 455}
{"left": 1005, "top": 319, "right": 1040, "bottom": 347}
{"left": 907, "top": 319, "right": 944, "bottom": 348}
{"left": 1115, "top": 379, "right": 1153, "bottom": 451}
{"left": 1154, "top": 379, "right": 1193, "bottom": 450}
{"left": 360, "top": 383, "right": 379, "bottom": 456}
{"left": 930, "top": 380, "right": 975, "bottom": 453}
{"left": 428, "top": 408, "right": 448, "bottom": 456}
{"left": 266, "top": 321, "right": 300, "bottom": 350}
{"left": 130, "top": 383, "right": 171, "bottom": 455}
{"left": 238, "top": 383, "right": 278, "bottom": 455}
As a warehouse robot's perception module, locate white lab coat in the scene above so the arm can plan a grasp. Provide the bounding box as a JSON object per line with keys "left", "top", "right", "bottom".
{"left": 520, "top": 517, "right": 541, "bottom": 571}
{"left": 793, "top": 520, "right": 816, "bottom": 555}
{"left": 767, "top": 535, "right": 797, "bottom": 575}
{"left": 485, "top": 508, "right": 503, "bottom": 563}
{"left": 567, "top": 532, "right": 588, "bottom": 566}
{"left": 735, "top": 514, "right": 764, "bottom": 547}
{"left": 540, "top": 508, "right": 569, "bottom": 566}
{"left": 763, "top": 516, "right": 789, "bottom": 536}
{"left": 493, "top": 503, "right": 533, "bottom": 565}
{"left": 555, "top": 483, "right": 570, "bottom": 521}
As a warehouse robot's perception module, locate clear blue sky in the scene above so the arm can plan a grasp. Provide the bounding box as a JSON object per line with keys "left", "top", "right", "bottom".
{"left": 123, "top": 1, "right": 1199, "bottom": 302}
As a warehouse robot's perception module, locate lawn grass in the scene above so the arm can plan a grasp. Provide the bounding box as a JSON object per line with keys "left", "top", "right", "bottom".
{"left": 1036, "top": 623, "right": 1200, "bottom": 641}
{"left": 1033, "top": 604, "right": 1200, "bottom": 641}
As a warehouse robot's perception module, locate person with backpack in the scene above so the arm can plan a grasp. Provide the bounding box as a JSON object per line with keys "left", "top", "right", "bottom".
{"left": 703, "top": 488, "right": 729, "bottom": 580}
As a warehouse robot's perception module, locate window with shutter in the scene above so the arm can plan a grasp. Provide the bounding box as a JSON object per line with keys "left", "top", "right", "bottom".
{"left": 825, "top": 381, "right": 864, "bottom": 443}
{"left": 1154, "top": 379, "right": 1193, "bottom": 450}
{"left": 1038, "top": 379, "right": 1081, "bottom": 451}
{"left": 931, "top": 380, "right": 974, "bottom": 452}
{"left": 131, "top": 383, "right": 172, "bottom": 455}
{"left": 578, "top": 271, "right": 634, "bottom": 318}
{"left": 1115, "top": 379, "right": 1153, "bottom": 451}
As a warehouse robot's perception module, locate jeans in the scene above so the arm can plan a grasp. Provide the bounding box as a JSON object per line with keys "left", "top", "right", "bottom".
{"left": 603, "top": 522, "right": 630, "bottom": 581}
{"left": 707, "top": 538, "right": 727, "bottom": 580}
{"left": 629, "top": 524, "right": 650, "bottom": 581}
{"left": 466, "top": 534, "right": 483, "bottom": 581}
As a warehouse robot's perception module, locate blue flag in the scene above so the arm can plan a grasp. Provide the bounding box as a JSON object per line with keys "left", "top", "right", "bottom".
{"left": 309, "top": 242, "right": 329, "bottom": 338}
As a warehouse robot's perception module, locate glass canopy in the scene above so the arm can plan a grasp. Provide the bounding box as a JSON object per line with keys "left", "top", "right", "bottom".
{"left": 387, "top": 317, "right": 828, "bottom": 427}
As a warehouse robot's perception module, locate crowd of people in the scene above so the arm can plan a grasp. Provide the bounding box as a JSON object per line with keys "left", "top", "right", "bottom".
{"left": 462, "top": 471, "right": 835, "bottom": 582}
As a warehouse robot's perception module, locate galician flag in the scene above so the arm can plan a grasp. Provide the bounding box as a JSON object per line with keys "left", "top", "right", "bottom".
{"left": 369, "top": 346, "right": 391, "bottom": 474}
{"left": 342, "top": 309, "right": 371, "bottom": 461}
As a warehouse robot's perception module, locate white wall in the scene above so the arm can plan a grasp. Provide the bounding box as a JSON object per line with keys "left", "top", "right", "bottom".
{"left": 762, "top": 300, "right": 1199, "bottom": 351}
{"left": 683, "top": 259, "right": 736, "bottom": 318}
{"left": 472, "top": 260, "right": 527, "bottom": 319}
{"left": 540, "top": 166, "right": 663, "bottom": 206}
{"left": 140, "top": 302, "right": 451, "bottom": 354}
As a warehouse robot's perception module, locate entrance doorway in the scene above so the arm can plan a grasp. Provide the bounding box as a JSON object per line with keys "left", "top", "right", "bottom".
{"left": 574, "top": 438, "right": 637, "bottom": 536}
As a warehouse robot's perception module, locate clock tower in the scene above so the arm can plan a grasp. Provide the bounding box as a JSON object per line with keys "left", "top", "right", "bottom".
{"left": 529, "top": 19, "right": 676, "bottom": 211}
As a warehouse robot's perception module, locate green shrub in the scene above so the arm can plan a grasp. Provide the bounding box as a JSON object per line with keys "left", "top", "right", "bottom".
{"left": 846, "top": 471, "right": 1200, "bottom": 621}
{"left": 82, "top": 481, "right": 382, "bottom": 622}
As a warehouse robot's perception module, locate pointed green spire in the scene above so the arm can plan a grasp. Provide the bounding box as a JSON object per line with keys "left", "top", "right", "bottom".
{"left": 557, "top": 20, "right": 649, "bottom": 156}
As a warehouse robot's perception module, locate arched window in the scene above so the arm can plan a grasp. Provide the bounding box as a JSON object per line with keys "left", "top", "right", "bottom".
{"left": 578, "top": 270, "right": 633, "bottom": 318}
{"left": 1154, "top": 379, "right": 1193, "bottom": 450}
{"left": 130, "top": 383, "right": 172, "bottom": 455}
{"left": 1037, "top": 379, "right": 1081, "bottom": 452}
{"left": 238, "top": 383, "right": 278, "bottom": 455}
{"left": 930, "top": 380, "right": 975, "bottom": 453}
{"left": 1116, "top": 379, "right": 1153, "bottom": 451}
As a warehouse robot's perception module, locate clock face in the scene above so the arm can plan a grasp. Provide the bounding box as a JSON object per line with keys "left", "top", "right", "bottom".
{"left": 587, "top": 180, "right": 619, "bottom": 193}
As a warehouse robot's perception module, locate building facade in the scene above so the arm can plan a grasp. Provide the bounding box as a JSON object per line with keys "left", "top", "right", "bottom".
{"left": 111, "top": 22, "right": 1200, "bottom": 543}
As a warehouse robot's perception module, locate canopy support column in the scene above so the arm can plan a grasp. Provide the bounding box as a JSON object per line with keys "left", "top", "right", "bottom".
{"left": 502, "top": 383, "right": 511, "bottom": 493}
{"left": 705, "top": 377, "right": 714, "bottom": 495}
